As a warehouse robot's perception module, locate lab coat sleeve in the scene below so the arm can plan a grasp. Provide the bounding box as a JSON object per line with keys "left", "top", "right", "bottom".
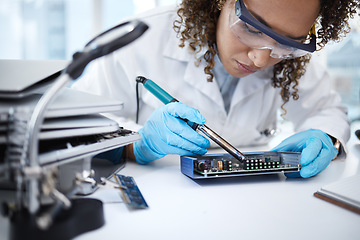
{"left": 71, "top": 53, "right": 143, "bottom": 131}
{"left": 70, "top": 5, "right": 181, "bottom": 132}
{"left": 285, "top": 58, "right": 350, "bottom": 156}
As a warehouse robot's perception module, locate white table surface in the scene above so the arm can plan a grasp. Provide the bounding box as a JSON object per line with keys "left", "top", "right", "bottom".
{"left": 1, "top": 121, "right": 360, "bottom": 240}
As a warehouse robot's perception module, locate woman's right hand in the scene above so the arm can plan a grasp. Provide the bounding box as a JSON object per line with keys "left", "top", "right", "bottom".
{"left": 133, "top": 102, "right": 210, "bottom": 164}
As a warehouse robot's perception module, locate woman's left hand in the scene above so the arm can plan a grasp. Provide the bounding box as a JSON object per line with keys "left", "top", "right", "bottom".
{"left": 271, "top": 129, "right": 338, "bottom": 178}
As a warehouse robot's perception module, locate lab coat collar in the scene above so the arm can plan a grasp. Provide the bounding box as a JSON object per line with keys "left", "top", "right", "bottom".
{"left": 162, "top": 35, "right": 272, "bottom": 112}
{"left": 163, "top": 36, "right": 225, "bottom": 109}
{"left": 163, "top": 31, "right": 194, "bottom": 62}
{"left": 230, "top": 69, "right": 273, "bottom": 109}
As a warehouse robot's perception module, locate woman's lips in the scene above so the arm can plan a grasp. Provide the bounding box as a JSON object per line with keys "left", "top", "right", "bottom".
{"left": 236, "top": 61, "right": 257, "bottom": 74}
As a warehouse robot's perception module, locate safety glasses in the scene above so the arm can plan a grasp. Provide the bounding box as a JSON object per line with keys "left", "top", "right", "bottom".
{"left": 229, "top": 0, "right": 317, "bottom": 59}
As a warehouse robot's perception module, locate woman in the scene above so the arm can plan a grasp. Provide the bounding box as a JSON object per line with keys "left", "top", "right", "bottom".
{"left": 72, "top": 0, "right": 358, "bottom": 178}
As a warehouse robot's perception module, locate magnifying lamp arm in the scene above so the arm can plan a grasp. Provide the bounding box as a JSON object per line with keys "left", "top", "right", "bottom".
{"left": 26, "top": 73, "right": 71, "bottom": 214}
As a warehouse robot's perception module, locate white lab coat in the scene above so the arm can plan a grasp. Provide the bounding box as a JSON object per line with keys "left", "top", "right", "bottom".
{"left": 72, "top": 5, "right": 350, "bottom": 152}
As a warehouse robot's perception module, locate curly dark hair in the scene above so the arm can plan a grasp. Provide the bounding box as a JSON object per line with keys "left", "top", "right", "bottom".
{"left": 173, "top": 0, "right": 358, "bottom": 115}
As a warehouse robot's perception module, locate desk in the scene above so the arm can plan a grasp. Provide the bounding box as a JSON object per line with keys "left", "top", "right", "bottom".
{"left": 1, "top": 122, "right": 360, "bottom": 240}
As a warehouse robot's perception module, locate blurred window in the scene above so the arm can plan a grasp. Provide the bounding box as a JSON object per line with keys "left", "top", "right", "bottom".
{"left": 323, "top": 16, "right": 360, "bottom": 121}
{"left": 0, "top": 0, "right": 177, "bottom": 60}
{"left": 0, "top": 0, "right": 359, "bottom": 120}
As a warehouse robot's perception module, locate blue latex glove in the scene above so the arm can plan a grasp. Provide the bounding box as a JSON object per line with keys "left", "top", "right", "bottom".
{"left": 271, "top": 129, "right": 338, "bottom": 178}
{"left": 133, "top": 102, "right": 211, "bottom": 164}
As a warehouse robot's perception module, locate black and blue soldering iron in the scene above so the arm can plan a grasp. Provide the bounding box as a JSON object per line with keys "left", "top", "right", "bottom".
{"left": 136, "top": 76, "right": 246, "bottom": 161}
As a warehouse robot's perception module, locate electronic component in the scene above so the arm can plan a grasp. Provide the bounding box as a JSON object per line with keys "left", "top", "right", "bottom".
{"left": 180, "top": 151, "right": 301, "bottom": 179}
{"left": 113, "top": 174, "right": 148, "bottom": 209}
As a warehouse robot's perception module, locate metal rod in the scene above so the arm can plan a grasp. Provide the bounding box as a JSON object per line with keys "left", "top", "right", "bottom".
{"left": 197, "top": 124, "right": 245, "bottom": 160}
{"left": 26, "top": 73, "right": 70, "bottom": 214}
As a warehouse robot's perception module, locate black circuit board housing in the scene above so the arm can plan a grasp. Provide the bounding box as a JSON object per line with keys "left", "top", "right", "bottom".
{"left": 180, "top": 151, "right": 301, "bottom": 179}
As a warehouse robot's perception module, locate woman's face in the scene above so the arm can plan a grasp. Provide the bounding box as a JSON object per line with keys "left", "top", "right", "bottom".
{"left": 216, "top": 0, "right": 320, "bottom": 78}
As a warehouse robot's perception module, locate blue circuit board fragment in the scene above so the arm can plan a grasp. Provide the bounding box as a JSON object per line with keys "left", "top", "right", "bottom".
{"left": 114, "top": 174, "right": 148, "bottom": 209}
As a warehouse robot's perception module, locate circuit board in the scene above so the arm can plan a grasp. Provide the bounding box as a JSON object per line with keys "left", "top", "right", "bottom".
{"left": 113, "top": 174, "right": 148, "bottom": 209}
{"left": 180, "top": 151, "right": 301, "bottom": 179}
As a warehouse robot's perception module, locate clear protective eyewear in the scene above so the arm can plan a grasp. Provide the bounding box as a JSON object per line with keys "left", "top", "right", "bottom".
{"left": 229, "top": 0, "right": 317, "bottom": 59}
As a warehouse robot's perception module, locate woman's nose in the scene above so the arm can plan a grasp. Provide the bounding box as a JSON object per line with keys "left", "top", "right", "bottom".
{"left": 248, "top": 48, "right": 272, "bottom": 68}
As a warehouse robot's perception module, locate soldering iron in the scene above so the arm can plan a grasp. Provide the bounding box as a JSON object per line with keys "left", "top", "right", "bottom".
{"left": 136, "top": 76, "right": 246, "bottom": 161}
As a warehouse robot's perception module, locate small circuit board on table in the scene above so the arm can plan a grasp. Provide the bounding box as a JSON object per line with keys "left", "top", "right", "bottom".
{"left": 113, "top": 174, "right": 148, "bottom": 209}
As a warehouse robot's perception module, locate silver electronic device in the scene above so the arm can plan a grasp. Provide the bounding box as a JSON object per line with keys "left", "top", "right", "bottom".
{"left": 0, "top": 20, "right": 149, "bottom": 240}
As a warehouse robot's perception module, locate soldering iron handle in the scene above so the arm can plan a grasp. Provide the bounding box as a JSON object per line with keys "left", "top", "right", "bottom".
{"left": 136, "top": 76, "right": 198, "bottom": 130}
{"left": 136, "top": 75, "right": 246, "bottom": 161}
{"left": 136, "top": 76, "right": 177, "bottom": 104}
